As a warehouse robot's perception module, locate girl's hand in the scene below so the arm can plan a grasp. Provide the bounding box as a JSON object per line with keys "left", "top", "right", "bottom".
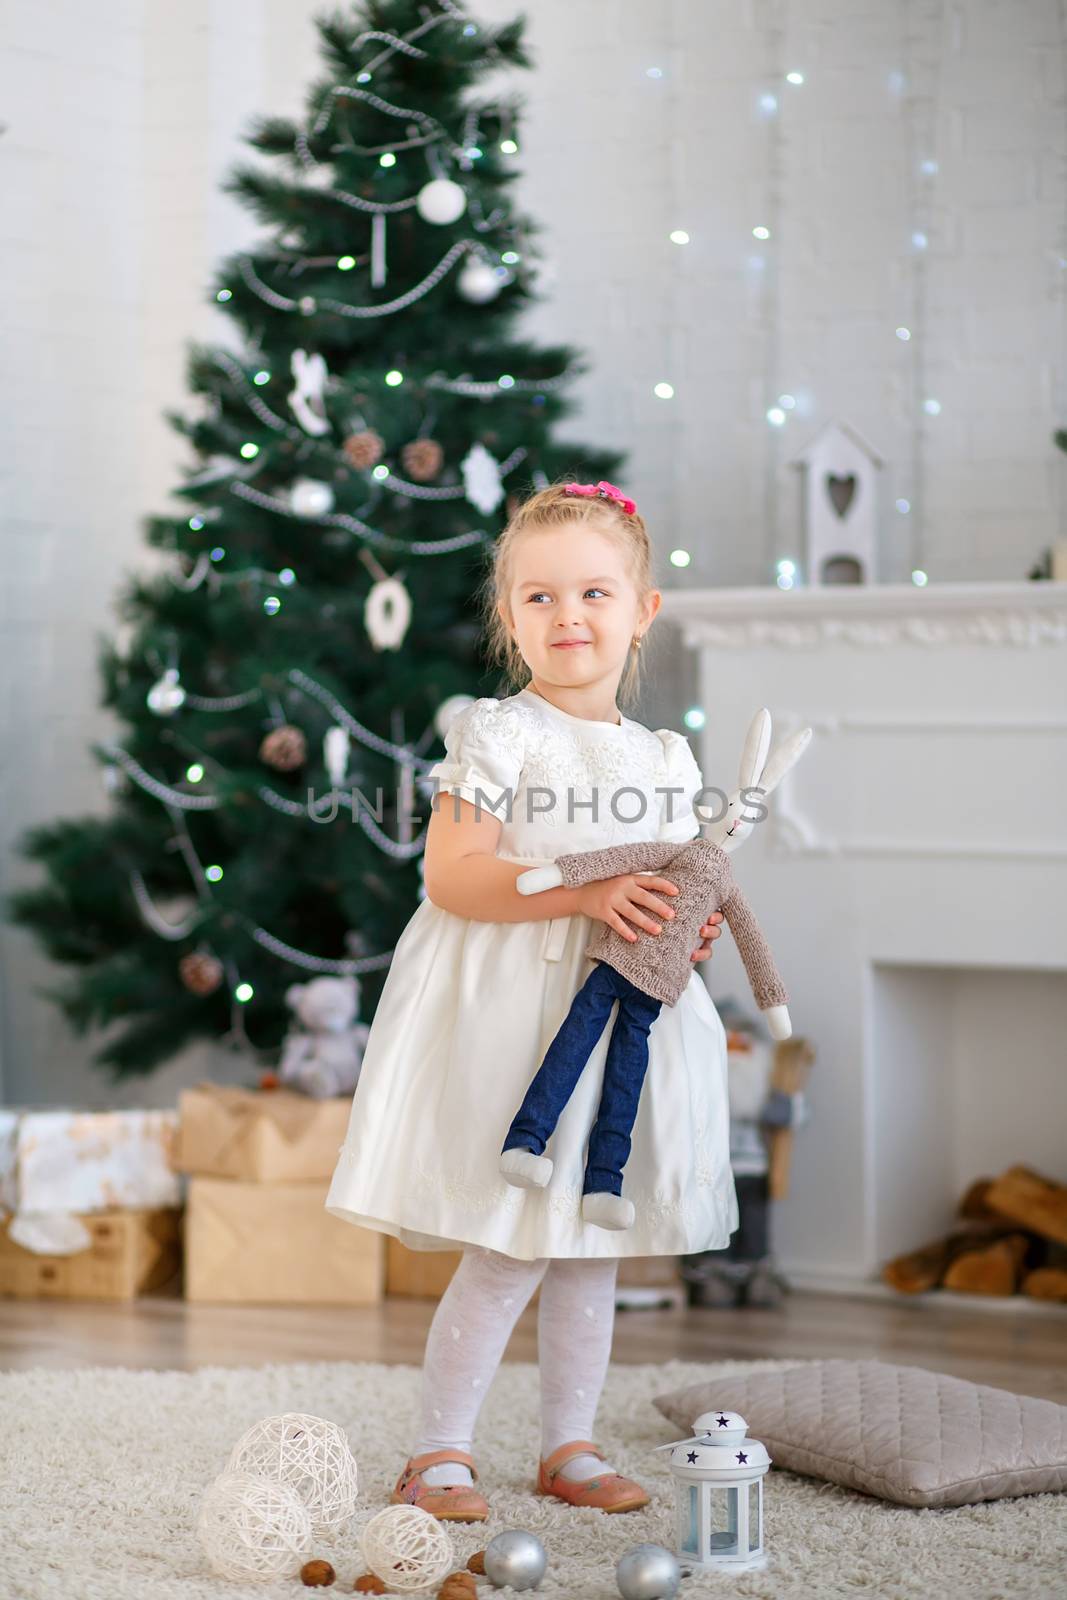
{"left": 691, "top": 911, "right": 725, "bottom": 963}
{"left": 575, "top": 874, "right": 681, "bottom": 943}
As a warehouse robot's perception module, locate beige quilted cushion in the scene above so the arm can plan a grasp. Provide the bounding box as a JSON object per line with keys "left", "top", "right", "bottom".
{"left": 652, "top": 1359, "right": 1067, "bottom": 1508}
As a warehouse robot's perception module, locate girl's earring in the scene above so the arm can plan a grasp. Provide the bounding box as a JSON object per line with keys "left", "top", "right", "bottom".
{"left": 632, "top": 634, "right": 644, "bottom": 651}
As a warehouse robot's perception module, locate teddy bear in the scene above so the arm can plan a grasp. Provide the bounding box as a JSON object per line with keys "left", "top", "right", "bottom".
{"left": 498, "top": 709, "right": 812, "bottom": 1232}
{"left": 279, "top": 975, "right": 370, "bottom": 1100}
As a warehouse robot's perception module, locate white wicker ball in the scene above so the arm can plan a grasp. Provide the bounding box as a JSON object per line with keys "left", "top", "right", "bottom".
{"left": 227, "top": 1411, "right": 359, "bottom": 1534}
{"left": 197, "top": 1470, "right": 312, "bottom": 1583}
{"left": 359, "top": 1503, "right": 455, "bottom": 1592}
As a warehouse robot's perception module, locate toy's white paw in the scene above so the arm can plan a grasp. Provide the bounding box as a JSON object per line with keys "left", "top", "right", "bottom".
{"left": 581, "top": 1191, "right": 635, "bottom": 1230}
{"left": 764, "top": 1004, "right": 792, "bottom": 1040}
{"left": 500, "top": 1148, "right": 553, "bottom": 1189}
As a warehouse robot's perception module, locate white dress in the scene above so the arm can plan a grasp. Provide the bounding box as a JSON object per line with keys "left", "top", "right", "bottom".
{"left": 325, "top": 686, "right": 738, "bottom": 1261}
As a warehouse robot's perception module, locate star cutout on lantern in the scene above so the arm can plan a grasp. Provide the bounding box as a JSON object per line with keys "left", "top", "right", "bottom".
{"left": 686, "top": 1450, "right": 698, "bottom": 1464}
{"left": 716, "top": 1414, "right": 729, "bottom": 1428}
{"left": 736, "top": 1451, "right": 748, "bottom": 1465}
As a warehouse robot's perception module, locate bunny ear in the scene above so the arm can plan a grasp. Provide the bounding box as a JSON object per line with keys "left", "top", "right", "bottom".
{"left": 758, "top": 726, "right": 813, "bottom": 795}
{"left": 738, "top": 709, "right": 772, "bottom": 789}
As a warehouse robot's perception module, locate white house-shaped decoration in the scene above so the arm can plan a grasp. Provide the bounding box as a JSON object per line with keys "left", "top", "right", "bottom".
{"left": 791, "top": 420, "right": 884, "bottom": 585}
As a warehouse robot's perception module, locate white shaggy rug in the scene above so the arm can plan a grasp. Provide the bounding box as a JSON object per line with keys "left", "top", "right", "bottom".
{"left": 2, "top": 1357, "right": 1065, "bottom": 1600}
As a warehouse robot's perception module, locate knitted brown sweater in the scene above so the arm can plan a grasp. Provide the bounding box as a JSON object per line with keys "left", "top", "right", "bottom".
{"left": 551, "top": 837, "right": 789, "bottom": 1010}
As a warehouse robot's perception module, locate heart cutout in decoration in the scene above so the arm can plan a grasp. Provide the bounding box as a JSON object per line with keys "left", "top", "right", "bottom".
{"left": 826, "top": 473, "right": 857, "bottom": 518}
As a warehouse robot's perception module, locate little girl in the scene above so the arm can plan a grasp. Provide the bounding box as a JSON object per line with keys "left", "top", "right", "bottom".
{"left": 325, "top": 477, "right": 736, "bottom": 1521}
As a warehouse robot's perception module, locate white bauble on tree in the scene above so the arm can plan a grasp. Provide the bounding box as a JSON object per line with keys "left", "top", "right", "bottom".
{"left": 457, "top": 257, "right": 504, "bottom": 303}
{"left": 147, "top": 667, "right": 186, "bottom": 716}
{"left": 290, "top": 477, "right": 335, "bottom": 518}
{"left": 434, "top": 694, "right": 476, "bottom": 741}
{"left": 416, "top": 177, "right": 467, "bottom": 225}
{"left": 364, "top": 576, "right": 412, "bottom": 650}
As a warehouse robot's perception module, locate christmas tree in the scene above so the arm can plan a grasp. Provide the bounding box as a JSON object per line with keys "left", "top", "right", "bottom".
{"left": 7, "top": 0, "right": 625, "bottom": 1083}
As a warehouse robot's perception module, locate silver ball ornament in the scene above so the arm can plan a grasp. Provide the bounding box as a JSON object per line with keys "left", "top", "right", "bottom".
{"left": 616, "top": 1544, "right": 681, "bottom": 1600}
{"left": 483, "top": 1530, "right": 547, "bottom": 1590}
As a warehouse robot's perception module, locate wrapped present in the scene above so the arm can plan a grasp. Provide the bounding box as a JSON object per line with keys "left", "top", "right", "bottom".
{"left": 0, "top": 1206, "right": 181, "bottom": 1301}
{"left": 0, "top": 1107, "right": 182, "bottom": 1255}
{"left": 173, "top": 1082, "right": 351, "bottom": 1182}
{"left": 184, "top": 1176, "right": 384, "bottom": 1305}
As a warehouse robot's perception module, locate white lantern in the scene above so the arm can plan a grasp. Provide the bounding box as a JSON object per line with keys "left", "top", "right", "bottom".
{"left": 654, "top": 1409, "right": 771, "bottom": 1573}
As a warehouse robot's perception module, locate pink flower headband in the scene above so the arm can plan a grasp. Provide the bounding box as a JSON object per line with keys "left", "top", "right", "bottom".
{"left": 562, "top": 480, "right": 637, "bottom": 516}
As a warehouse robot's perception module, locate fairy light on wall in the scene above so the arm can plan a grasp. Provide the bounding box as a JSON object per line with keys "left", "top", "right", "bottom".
{"left": 892, "top": 0, "right": 946, "bottom": 583}
{"left": 756, "top": 4, "right": 787, "bottom": 582}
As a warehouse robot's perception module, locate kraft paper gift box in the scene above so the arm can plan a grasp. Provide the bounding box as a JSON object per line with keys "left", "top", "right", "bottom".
{"left": 184, "top": 1176, "right": 384, "bottom": 1305}
{"left": 0, "top": 1206, "right": 182, "bottom": 1301}
{"left": 0, "top": 1107, "right": 182, "bottom": 1256}
{"left": 173, "top": 1083, "right": 351, "bottom": 1182}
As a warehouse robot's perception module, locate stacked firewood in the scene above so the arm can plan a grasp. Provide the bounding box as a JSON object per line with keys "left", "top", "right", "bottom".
{"left": 883, "top": 1165, "right": 1067, "bottom": 1300}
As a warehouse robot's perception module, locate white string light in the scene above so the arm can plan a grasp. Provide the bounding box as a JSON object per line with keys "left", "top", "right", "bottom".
{"left": 228, "top": 478, "right": 493, "bottom": 554}
{"left": 103, "top": 745, "right": 220, "bottom": 810}
{"left": 238, "top": 241, "right": 479, "bottom": 319}
{"left": 182, "top": 687, "right": 264, "bottom": 711}
{"left": 750, "top": 1, "right": 788, "bottom": 579}
{"left": 310, "top": 82, "right": 452, "bottom": 145}
{"left": 896, "top": 0, "right": 946, "bottom": 584}
{"left": 424, "top": 366, "right": 579, "bottom": 395}
{"left": 249, "top": 924, "right": 394, "bottom": 975}
{"left": 128, "top": 871, "right": 199, "bottom": 939}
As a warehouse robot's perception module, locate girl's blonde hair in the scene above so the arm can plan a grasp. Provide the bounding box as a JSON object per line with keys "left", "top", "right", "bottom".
{"left": 479, "top": 475, "right": 657, "bottom": 712}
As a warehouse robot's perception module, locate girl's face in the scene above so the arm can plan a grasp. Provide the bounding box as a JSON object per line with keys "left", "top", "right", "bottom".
{"left": 502, "top": 519, "right": 658, "bottom": 696}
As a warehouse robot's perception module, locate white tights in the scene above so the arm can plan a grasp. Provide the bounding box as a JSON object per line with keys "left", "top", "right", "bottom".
{"left": 411, "top": 1246, "right": 621, "bottom": 1485}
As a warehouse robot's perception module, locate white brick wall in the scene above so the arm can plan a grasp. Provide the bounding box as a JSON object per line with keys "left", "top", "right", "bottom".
{"left": 1, "top": 0, "right": 1064, "bottom": 1103}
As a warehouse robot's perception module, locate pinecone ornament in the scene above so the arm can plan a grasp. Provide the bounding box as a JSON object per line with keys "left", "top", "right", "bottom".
{"left": 259, "top": 724, "right": 307, "bottom": 771}
{"left": 401, "top": 437, "right": 444, "bottom": 482}
{"left": 179, "top": 951, "right": 224, "bottom": 996}
{"left": 343, "top": 429, "right": 385, "bottom": 470}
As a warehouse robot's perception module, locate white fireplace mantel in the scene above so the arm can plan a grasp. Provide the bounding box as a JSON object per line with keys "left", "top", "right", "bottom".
{"left": 658, "top": 580, "right": 1067, "bottom": 1294}
{"left": 660, "top": 579, "right": 1067, "bottom": 652}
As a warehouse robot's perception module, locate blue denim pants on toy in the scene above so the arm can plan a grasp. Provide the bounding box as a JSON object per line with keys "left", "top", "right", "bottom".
{"left": 501, "top": 961, "right": 663, "bottom": 1197}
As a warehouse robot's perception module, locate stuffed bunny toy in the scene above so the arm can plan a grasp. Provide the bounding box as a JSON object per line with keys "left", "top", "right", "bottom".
{"left": 499, "top": 709, "right": 812, "bottom": 1232}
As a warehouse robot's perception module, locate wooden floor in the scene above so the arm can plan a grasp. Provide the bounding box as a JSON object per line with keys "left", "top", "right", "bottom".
{"left": 3, "top": 1287, "right": 1065, "bottom": 1401}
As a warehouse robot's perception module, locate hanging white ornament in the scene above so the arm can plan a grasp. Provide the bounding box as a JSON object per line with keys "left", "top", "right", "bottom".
{"left": 457, "top": 257, "right": 504, "bottom": 304}
{"left": 288, "top": 350, "right": 331, "bottom": 437}
{"left": 147, "top": 667, "right": 186, "bottom": 717}
{"left": 364, "top": 576, "right": 412, "bottom": 651}
{"left": 416, "top": 177, "right": 467, "bottom": 225}
{"left": 324, "top": 726, "right": 350, "bottom": 788}
{"left": 371, "top": 213, "right": 387, "bottom": 288}
{"left": 290, "top": 477, "right": 335, "bottom": 518}
{"left": 462, "top": 442, "right": 505, "bottom": 514}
